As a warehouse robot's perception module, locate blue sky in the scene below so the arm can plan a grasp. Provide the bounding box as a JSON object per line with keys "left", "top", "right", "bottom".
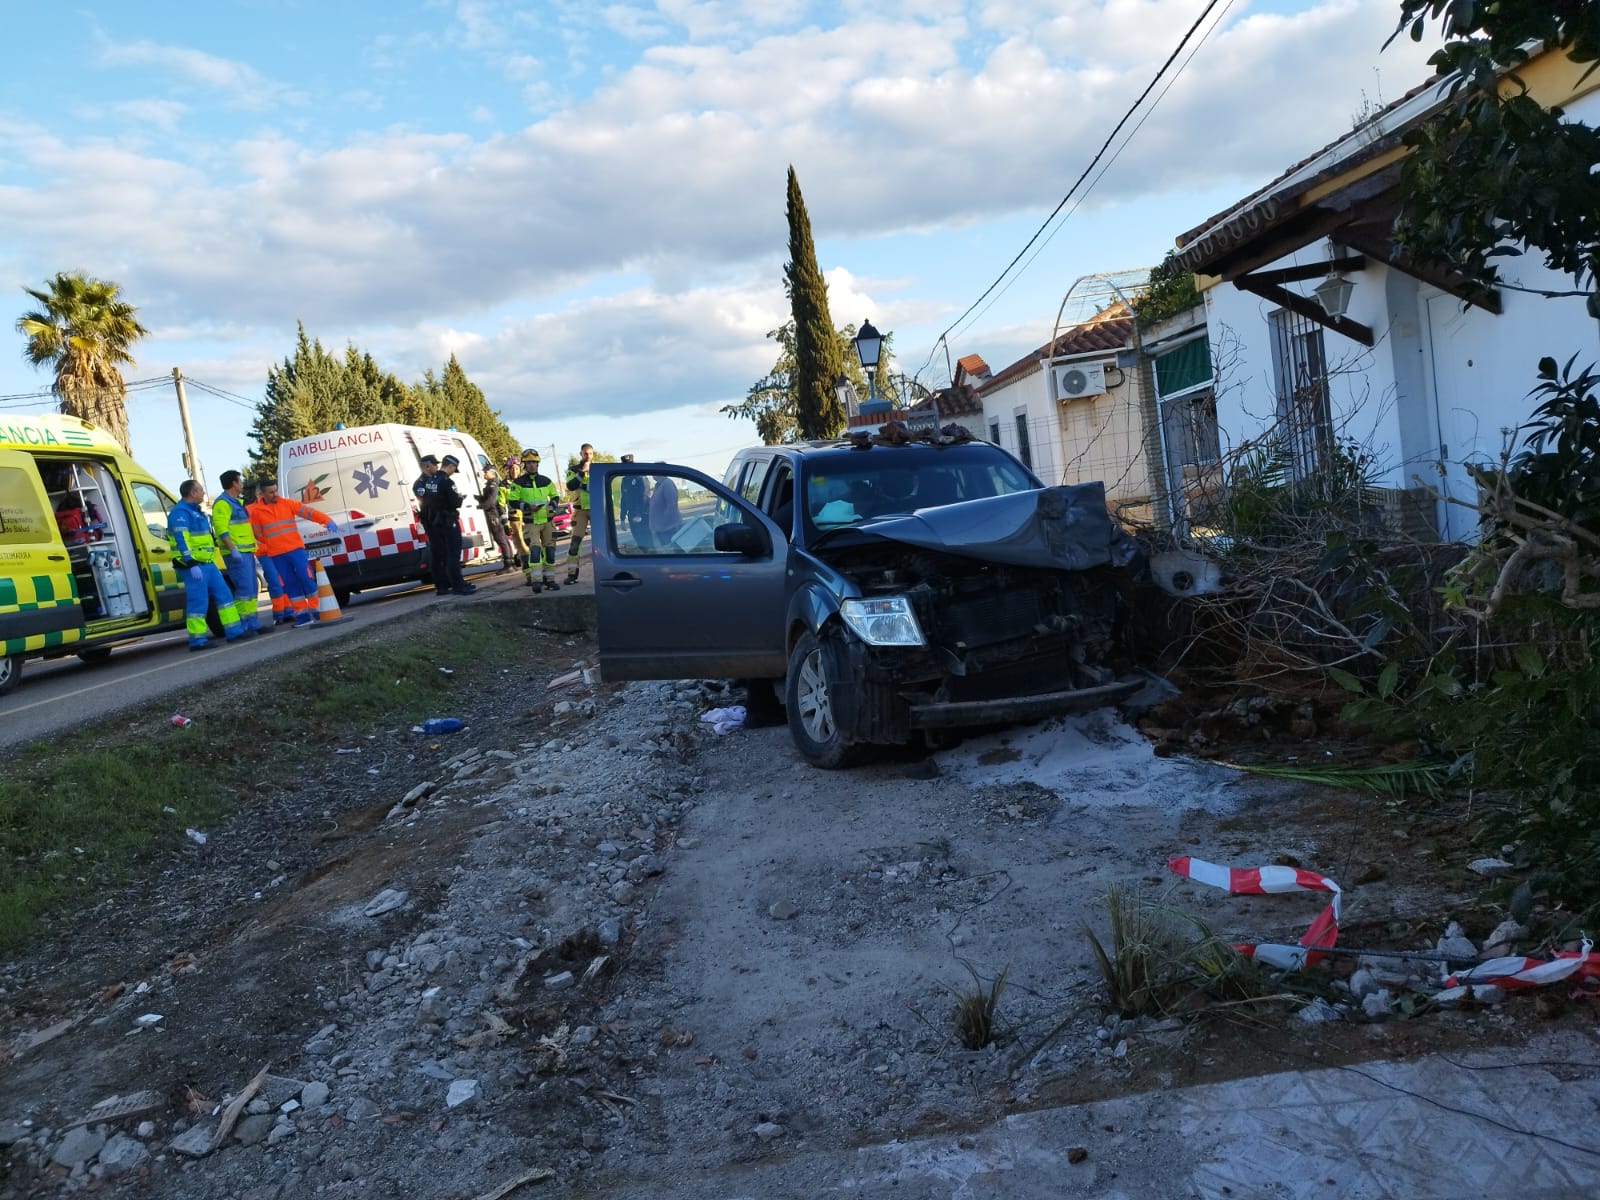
{"left": 0, "top": 0, "right": 1433, "bottom": 489}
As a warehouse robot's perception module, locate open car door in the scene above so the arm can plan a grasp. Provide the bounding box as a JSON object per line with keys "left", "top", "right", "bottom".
{"left": 592, "top": 462, "right": 787, "bottom": 681}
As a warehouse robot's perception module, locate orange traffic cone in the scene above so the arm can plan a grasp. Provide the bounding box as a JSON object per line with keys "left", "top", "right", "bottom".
{"left": 311, "top": 559, "right": 349, "bottom": 625}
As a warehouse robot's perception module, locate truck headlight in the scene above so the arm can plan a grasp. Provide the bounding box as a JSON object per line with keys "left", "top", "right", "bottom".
{"left": 840, "top": 596, "right": 925, "bottom": 647}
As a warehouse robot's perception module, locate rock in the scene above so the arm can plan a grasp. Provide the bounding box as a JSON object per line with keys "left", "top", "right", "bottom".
{"left": 400, "top": 781, "right": 434, "bottom": 806}
{"left": 233, "top": 1113, "right": 274, "bottom": 1146}
{"left": 344, "top": 1097, "right": 382, "bottom": 1123}
{"left": 301, "top": 1081, "right": 329, "bottom": 1109}
{"left": 627, "top": 852, "right": 662, "bottom": 880}
{"left": 571, "top": 1025, "right": 597, "bottom": 1046}
{"left": 545, "top": 971, "right": 575, "bottom": 991}
{"left": 52, "top": 1126, "right": 107, "bottom": 1169}
{"left": 446, "top": 1080, "right": 481, "bottom": 1109}
{"left": 267, "top": 1120, "right": 297, "bottom": 1146}
{"left": 1361, "top": 989, "right": 1393, "bottom": 1019}
{"left": 1437, "top": 923, "right": 1478, "bottom": 963}
{"left": 1486, "top": 918, "right": 1527, "bottom": 948}
{"left": 96, "top": 1133, "right": 149, "bottom": 1174}
{"left": 768, "top": 900, "right": 800, "bottom": 921}
{"left": 1068, "top": 1147, "right": 1089, "bottom": 1165}
{"left": 1347, "top": 969, "right": 1379, "bottom": 999}
{"left": 170, "top": 1124, "right": 217, "bottom": 1157}
{"left": 608, "top": 881, "right": 637, "bottom": 905}
{"left": 135, "top": 1122, "right": 156, "bottom": 1139}
{"left": 0, "top": 1123, "right": 29, "bottom": 1147}
{"left": 1294, "top": 998, "right": 1342, "bottom": 1024}
{"left": 1467, "top": 857, "right": 1514, "bottom": 878}
{"left": 753, "top": 1121, "right": 784, "bottom": 1141}
{"left": 305, "top": 1023, "right": 339, "bottom": 1055}
{"left": 364, "top": 889, "right": 408, "bottom": 918}
{"left": 598, "top": 841, "right": 622, "bottom": 859}
{"left": 598, "top": 918, "right": 622, "bottom": 946}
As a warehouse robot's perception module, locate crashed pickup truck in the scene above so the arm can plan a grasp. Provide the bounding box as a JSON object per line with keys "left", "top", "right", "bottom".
{"left": 591, "top": 435, "right": 1143, "bottom": 767}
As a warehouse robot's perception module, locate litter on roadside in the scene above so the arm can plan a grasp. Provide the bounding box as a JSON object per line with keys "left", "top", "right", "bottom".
{"left": 1167, "top": 855, "right": 1342, "bottom": 969}
{"left": 185, "top": 829, "right": 207, "bottom": 845}
{"left": 698, "top": 706, "right": 746, "bottom": 735}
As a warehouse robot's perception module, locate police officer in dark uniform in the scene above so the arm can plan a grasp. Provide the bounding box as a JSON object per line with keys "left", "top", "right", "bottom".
{"left": 425, "top": 455, "right": 475, "bottom": 596}
{"left": 413, "top": 453, "right": 438, "bottom": 504}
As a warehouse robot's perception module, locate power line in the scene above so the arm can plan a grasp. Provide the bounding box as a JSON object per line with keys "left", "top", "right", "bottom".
{"left": 948, "top": 0, "right": 1238, "bottom": 349}
{"left": 918, "top": 0, "right": 1227, "bottom": 379}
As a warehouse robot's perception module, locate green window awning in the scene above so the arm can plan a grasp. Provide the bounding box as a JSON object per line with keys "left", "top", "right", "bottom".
{"left": 1155, "top": 338, "right": 1212, "bottom": 398}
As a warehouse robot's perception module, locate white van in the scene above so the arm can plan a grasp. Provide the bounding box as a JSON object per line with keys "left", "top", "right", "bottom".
{"left": 277, "top": 423, "right": 500, "bottom": 602}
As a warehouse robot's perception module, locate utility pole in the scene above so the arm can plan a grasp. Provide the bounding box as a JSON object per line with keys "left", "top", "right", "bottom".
{"left": 171, "top": 368, "right": 205, "bottom": 485}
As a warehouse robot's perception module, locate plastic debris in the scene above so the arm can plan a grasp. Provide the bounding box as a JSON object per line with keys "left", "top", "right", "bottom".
{"left": 698, "top": 705, "right": 746, "bottom": 735}
{"left": 170, "top": 714, "right": 192, "bottom": 728}
{"left": 1437, "top": 939, "right": 1600, "bottom": 1004}
{"left": 413, "top": 718, "right": 464, "bottom": 734}
{"left": 1467, "top": 857, "right": 1515, "bottom": 877}
{"left": 185, "top": 829, "right": 208, "bottom": 845}
{"left": 1167, "top": 855, "right": 1342, "bottom": 968}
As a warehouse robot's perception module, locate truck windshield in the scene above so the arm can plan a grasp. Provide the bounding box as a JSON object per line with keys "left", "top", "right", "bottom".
{"left": 800, "top": 446, "right": 1037, "bottom": 532}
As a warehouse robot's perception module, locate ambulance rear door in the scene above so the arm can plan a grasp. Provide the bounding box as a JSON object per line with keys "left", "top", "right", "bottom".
{"left": 0, "top": 449, "right": 82, "bottom": 693}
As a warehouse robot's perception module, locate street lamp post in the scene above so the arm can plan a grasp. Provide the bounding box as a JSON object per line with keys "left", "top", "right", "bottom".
{"left": 833, "top": 373, "right": 860, "bottom": 419}
{"left": 854, "top": 319, "right": 888, "bottom": 415}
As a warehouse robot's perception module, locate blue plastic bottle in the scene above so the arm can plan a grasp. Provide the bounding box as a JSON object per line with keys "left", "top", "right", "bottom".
{"left": 419, "top": 718, "right": 463, "bottom": 734}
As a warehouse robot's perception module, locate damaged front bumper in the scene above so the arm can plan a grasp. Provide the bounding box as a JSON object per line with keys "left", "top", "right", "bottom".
{"left": 906, "top": 677, "right": 1142, "bottom": 729}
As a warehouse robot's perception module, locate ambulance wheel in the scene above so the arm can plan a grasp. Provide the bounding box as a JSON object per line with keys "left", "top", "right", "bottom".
{"left": 76, "top": 647, "right": 114, "bottom": 665}
{"left": 335, "top": 588, "right": 352, "bottom": 609}
{"left": 0, "top": 653, "right": 20, "bottom": 696}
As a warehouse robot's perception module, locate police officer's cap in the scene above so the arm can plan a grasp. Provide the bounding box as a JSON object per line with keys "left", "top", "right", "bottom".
{"left": 419, "top": 454, "right": 439, "bottom": 465}
{"left": 441, "top": 454, "right": 460, "bottom": 468}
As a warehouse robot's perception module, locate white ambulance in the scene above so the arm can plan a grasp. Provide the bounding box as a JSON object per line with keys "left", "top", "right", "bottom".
{"left": 277, "top": 423, "right": 500, "bottom": 603}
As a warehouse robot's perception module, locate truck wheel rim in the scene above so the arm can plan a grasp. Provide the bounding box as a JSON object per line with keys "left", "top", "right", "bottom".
{"left": 797, "top": 649, "right": 835, "bottom": 743}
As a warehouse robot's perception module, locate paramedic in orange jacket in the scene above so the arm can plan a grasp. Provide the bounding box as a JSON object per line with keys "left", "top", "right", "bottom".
{"left": 248, "top": 478, "right": 338, "bottom": 626}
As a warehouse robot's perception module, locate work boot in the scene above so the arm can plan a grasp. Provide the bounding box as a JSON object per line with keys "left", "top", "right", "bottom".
{"left": 530, "top": 580, "right": 543, "bottom": 594}
{"left": 188, "top": 640, "right": 216, "bottom": 652}
{"left": 566, "top": 569, "right": 579, "bottom": 585}
{"left": 544, "top": 578, "right": 560, "bottom": 591}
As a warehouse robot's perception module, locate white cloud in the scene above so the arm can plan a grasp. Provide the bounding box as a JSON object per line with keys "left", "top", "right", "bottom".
{"left": 8, "top": 2, "right": 1437, "bottom": 422}
{"left": 96, "top": 39, "right": 305, "bottom": 110}
{"left": 110, "top": 99, "right": 189, "bottom": 130}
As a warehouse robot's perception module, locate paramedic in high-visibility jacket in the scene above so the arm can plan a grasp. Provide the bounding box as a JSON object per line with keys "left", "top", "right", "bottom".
{"left": 211, "top": 469, "right": 265, "bottom": 635}
{"left": 166, "top": 479, "right": 247, "bottom": 651}
{"left": 248, "top": 479, "right": 338, "bottom": 627}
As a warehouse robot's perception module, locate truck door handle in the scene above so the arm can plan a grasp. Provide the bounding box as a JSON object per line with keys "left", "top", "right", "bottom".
{"left": 47, "top": 553, "right": 66, "bottom": 561}
{"left": 600, "top": 574, "right": 643, "bottom": 591}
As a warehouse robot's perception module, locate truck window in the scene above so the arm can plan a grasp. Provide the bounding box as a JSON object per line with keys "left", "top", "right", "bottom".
{"left": 739, "top": 458, "right": 771, "bottom": 506}
{"left": 0, "top": 465, "right": 51, "bottom": 544}
{"left": 130, "top": 482, "right": 173, "bottom": 540}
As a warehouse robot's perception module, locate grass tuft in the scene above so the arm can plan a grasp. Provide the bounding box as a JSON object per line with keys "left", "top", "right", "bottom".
{"left": 949, "top": 961, "right": 1010, "bottom": 1050}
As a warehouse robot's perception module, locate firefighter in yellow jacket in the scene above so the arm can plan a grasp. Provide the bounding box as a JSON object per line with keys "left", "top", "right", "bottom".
{"left": 564, "top": 442, "right": 594, "bottom": 585}
{"left": 509, "top": 449, "right": 561, "bottom": 593}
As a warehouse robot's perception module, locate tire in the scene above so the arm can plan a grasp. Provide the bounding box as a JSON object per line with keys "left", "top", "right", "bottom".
{"left": 334, "top": 589, "right": 352, "bottom": 609}
{"left": 76, "top": 647, "right": 114, "bottom": 665}
{"left": 785, "top": 630, "right": 864, "bottom": 769}
{"left": 0, "top": 653, "right": 20, "bottom": 696}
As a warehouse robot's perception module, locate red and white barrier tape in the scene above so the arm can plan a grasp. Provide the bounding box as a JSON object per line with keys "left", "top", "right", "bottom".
{"left": 1437, "top": 940, "right": 1599, "bottom": 1003}
{"left": 1168, "top": 855, "right": 1342, "bottom": 970}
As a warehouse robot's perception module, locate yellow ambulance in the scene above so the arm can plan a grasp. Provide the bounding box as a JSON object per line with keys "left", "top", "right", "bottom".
{"left": 0, "top": 413, "right": 189, "bottom": 694}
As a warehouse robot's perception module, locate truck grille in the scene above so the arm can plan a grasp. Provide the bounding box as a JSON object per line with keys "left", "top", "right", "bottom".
{"left": 935, "top": 589, "right": 1046, "bottom": 649}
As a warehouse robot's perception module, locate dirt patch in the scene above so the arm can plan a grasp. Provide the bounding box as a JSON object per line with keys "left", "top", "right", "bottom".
{"left": 0, "top": 643, "right": 1586, "bottom": 1199}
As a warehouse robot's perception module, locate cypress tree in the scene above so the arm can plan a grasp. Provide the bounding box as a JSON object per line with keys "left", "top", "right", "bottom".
{"left": 784, "top": 167, "right": 845, "bottom": 441}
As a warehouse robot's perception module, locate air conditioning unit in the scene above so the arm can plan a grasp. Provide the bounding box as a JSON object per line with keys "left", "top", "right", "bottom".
{"left": 1054, "top": 362, "right": 1106, "bottom": 400}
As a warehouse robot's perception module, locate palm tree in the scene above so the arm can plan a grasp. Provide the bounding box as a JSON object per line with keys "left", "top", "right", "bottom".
{"left": 16, "top": 272, "right": 149, "bottom": 453}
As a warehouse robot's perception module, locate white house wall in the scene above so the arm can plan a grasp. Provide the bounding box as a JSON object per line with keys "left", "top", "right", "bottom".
{"left": 979, "top": 369, "right": 1062, "bottom": 484}
{"left": 1205, "top": 100, "right": 1600, "bottom": 540}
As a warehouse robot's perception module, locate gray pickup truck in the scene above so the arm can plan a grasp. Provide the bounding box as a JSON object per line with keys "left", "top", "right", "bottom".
{"left": 592, "top": 435, "right": 1142, "bottom": 767}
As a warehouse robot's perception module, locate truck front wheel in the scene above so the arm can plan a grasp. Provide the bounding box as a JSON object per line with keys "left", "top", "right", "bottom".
{"left": 785, "top": 630, "right": 863, "bottom": 769}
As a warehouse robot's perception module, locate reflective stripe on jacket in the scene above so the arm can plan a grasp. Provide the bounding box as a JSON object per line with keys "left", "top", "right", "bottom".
{"left": 509, "top": 473, "right": 559, "bottom": 524}
{"left": 249, "top": 497, "right": 330, "bottom": 557}
{"left": 167, "top": 500, "right": 220, "bottom": 563}
{"left": 567, "top": 467, "right": 591, "bottom": 510}
{"left": 211, "top": 493, "right": 257, "bottom": 553}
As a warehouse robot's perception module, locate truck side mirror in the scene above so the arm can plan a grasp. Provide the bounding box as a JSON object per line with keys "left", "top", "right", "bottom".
{"left": 713, "top": 522, "right": 767, "bottom": 556}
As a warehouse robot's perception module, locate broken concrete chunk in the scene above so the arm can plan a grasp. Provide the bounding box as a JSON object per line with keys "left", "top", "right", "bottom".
{"left": 753, "top": 1121, "right": 785, "bottom": 1141}
{"left": 65, "top": 1089, "right": 164, "bottom": 1131}
{"left": 1467, "top": 857, "right": 1514, "bottom": 878}
{"left": 446, "top": 1079, "right": 481, "bottom": 1108}
{"left": 364, "top": 889, "right": 408, "bottom": 918}
{"left": 52, "top": 1126, "right": 106, "bottom": 1169}
{"left": 170, "top": 1124, "right": 217, "bottom": 1157}
{"left": 96, "top": 1132, "right": 149, "bottom": 1174}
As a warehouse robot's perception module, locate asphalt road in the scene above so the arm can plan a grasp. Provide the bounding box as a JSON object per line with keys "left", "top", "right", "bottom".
{"left": 0, "top": 559, "right": 590, "bottom": 751}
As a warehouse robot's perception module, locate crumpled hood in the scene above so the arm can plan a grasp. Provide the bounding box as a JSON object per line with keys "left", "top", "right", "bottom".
{"left": 821, "top": 482, "right": 1138, "bottom": 571}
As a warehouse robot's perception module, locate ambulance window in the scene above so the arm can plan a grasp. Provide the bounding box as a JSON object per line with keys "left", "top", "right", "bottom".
{"left": 0, "top": 465, "right": 51, "bottom": 544}
{"left": 130, "top": 482, "right": 173, "bottom": 539}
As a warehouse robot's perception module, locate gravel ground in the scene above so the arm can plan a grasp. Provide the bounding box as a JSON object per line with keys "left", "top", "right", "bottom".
{"left": 0, "top": 596, "right": 1575, "bottom": 1199}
